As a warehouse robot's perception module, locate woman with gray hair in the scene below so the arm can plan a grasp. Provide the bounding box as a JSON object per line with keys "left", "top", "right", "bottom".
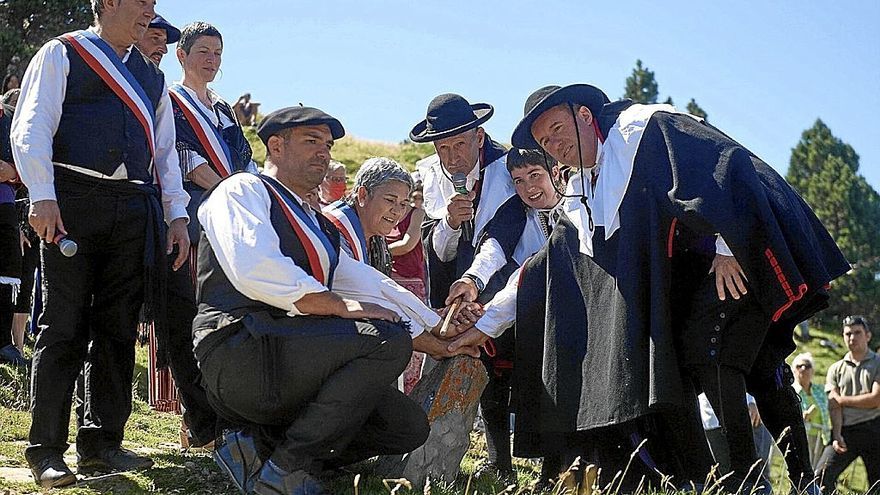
{"left": 323, "top": 157, "right": 413, "bottom": 275}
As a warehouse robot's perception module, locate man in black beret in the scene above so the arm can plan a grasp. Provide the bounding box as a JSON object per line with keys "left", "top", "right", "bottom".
{"left": 455, "top": 84, "right": 849, "bottom": 493}
{"left": 195, "top": 106, "right": 475, "bottom": 494}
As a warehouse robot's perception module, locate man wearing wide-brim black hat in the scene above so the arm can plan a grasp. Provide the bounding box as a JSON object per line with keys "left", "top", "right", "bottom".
{"left": 454, "top": 83, "right": 849, "bottom": 493}
{"left": 194, "top": 105, "right": 478, "bottom": 494}
{"left": 410, "top": 93, "right": 527, "bottom": 479}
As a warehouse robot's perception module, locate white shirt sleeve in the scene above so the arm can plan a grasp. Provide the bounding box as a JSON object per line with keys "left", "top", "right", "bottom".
{"left": 432, "top": 216, "right": 462, "bottom": 262}
{"left": 464, "top": 237, "right": 507, "bottom": 287}
{"left": 715, "top": 235, "right": 733, "bottom": 257}
{"left": 331, "top": 252, "right": 440, "bottom": 338}
{"left": 10, "top": 40, "right": 67, "bottom": 202}
{"left": 474, "top": 267, "right": 520, "bottom": 338}
{"left": 197, "top": 174, "right": 328, "bottom": 315}
{"left": 154, "top": 85, "right": 190, "bottom": 223}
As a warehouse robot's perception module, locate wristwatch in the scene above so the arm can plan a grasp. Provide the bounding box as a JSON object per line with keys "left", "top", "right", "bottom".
{"left": 462, "top": 274, "right": 485, "bottom": 293}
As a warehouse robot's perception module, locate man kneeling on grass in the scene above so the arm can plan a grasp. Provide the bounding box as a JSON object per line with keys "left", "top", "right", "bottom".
{"left": 193, "top": 106, "right": 479, "bottom": 495}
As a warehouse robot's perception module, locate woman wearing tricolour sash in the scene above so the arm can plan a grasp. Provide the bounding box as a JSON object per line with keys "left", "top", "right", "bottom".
{"left": 163, "top": 22, "right": 257, "bottom": 449}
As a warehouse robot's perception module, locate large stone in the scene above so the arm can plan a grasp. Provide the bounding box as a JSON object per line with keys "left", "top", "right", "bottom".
{"left": 375, "top": 355, "right": 488, "bottom": 490}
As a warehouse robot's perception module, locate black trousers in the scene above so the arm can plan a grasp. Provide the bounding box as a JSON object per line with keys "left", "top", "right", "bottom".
{"left": 816, "top": 416, "right": 880, "bottom": 494}
{"left": 76, "top": 246, "right": 217, "bottom": 446}
{"left": 0, "top": 202, "right": 21, "bottom": 349}
{"left": 197, "top": 315, "right": 429, "bottom": 473}
{"left": 480, "top": 331, "right": 515, "bottom": 470}
{"left": 26, "top": 183, "right": 148, "bottom": 463}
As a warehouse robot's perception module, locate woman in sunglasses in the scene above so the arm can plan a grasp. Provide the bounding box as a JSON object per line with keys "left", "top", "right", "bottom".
{"left": 792, "top": 352, "right": 832, "bottom": 469}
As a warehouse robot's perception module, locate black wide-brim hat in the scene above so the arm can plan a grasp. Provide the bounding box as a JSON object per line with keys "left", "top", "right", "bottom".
{"left": 409, "top": 93, "right": 494, "bottom": 143}
{"left": 149, "top": 14, "right": 181, "bottom": 44}
{"left": 257, "top": 106, "right": 345, "bottom": 145}
{"left": 511, "top": 84, "right": 610, "bottom": 149}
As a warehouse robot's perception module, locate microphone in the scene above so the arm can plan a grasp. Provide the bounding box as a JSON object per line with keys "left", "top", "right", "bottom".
{"left": 53, "top": 234, "right": 78, "bottom": 257}
{"left": 451, "top": 172, "right": 473, "bottom": 242}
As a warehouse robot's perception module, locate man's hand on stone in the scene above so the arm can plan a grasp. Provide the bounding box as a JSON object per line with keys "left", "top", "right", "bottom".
{"left": 445, "top": 191, "right": 475, "bottom": 230}
{"left": 447, "top": 327, "right": 489, "bottom": 356}
{"left": 433, "top": 302, "right": 483, "bottom": 339}
{"left": 29, "top": 200, "right": 66, "bottom": 243}
{"left": 167, "top": 218, "right": 191, "bottom": 271}
{"left": 446, "top": 277, "right": 478, "bottom": 305}
{"left": 710, "top": 254, "right": 748, "bottom": 301}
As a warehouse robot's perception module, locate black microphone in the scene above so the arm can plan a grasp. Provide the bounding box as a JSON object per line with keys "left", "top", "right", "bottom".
{"left": 53, "top": 234, "right": 78, "bottom": 257}
{"left": 451, "top": 172, "right": 473, "bottom": 242}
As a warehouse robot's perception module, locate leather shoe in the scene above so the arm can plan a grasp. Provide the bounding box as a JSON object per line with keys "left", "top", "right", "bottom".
{"left": 77, "top": 447, "right": 154, "bottom": 475}
{"left": 213, "top": 429, "right": 263, "bottom": 492}
{"left": 252, "top": 460, "right": 328, "bottom": 495}
{"left": 30, "top": 454, "right": 77, "bottom": 488}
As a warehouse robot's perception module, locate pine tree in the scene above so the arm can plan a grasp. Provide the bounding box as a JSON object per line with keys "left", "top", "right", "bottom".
{"left": 0, "top": 0, "right": 92, "bottom": 77}
{"left": 686, "top": 98, "right": 708, "bottom": 121}
{"left": 787, "top": 119, "right": 880, "bottom": 334}
{"left": 623, "top": 59, "right": 659, "bottom": 104}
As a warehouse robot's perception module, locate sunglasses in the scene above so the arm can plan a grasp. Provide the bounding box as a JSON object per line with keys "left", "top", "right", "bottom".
{"left": 325, "top": 176, "right": 347, "bottom": 184}
{"left": 795, "top": 363, "right": 813, "bottom": 370}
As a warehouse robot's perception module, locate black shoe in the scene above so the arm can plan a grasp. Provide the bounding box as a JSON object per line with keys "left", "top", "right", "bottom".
{"left": 29, "top": 454, "right": 77, "bottom": 488}
{"left": 77, "top": 447, "right": 154, "bottom": 475}
{"left": 474, "top": 461, "right": 515, "bottom": 483}
{"left": 213, "top": 429, "right": 263, "bottom": 493}
{"left": 252, "top": 460, "right": 328, "bottom": 495}
{"left": 0, "top": 344, "right": 28, "bottom": 367}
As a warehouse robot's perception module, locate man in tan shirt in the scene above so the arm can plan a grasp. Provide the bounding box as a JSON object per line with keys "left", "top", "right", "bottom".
{"left": 818, "top": 316, "right": 880, "bottom": 494}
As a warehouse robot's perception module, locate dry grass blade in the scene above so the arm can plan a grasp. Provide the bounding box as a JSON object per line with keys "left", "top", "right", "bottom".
{"left": 382, "top": 478, "right": 413, "bottom": 494}
{"left": 354, "top": 473, "right": 361, "bottom": 495}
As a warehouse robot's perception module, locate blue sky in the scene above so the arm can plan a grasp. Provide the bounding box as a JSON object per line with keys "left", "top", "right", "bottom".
{"left": 155, "top": 1, "right": 880, "bottom": 188}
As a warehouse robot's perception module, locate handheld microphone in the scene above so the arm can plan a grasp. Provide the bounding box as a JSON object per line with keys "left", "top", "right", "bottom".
{"left": 451, "top": 172, "right": 473, "bottom": 241}
{"left": 53, "top": 234, "right": 78, "bottom": 257}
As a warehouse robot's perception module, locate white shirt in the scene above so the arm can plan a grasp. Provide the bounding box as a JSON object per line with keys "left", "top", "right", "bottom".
{"left": 198, "top": 173, "right": 440, "bottom": 338}
{"left": 698, "top": 393, "right": 756, "bottom": 430}
{"left": 10, "top": 32, "right": 188, "bottom": 224}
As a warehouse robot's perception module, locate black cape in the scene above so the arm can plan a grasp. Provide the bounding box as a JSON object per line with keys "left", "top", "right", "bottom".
{"left": 512, "top": 104, "right": 850, "bottom": 457}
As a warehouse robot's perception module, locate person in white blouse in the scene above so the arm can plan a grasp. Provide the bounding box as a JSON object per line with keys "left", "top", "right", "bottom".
{"left": 195, "top": 106, "right": 478, "bottom": 494}
{"left": 10, "top": 0, "right": 189, "bottom": 488}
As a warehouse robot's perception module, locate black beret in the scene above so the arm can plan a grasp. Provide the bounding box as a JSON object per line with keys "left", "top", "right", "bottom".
{"left": 256, "top": 106, "right": 345, "bottom": 145}
{"left": 149, "top": 15, "right": 181, "bottom": 44}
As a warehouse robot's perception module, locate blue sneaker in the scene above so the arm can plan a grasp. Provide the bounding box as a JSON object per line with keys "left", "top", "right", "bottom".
{"left": 213, "top": 429, "right": 263, "bottom": 493}
{"left": 0, "top": 344, "right": 28, "bottom": 368}
{"left": 252, "top": 460, "right": 328, "bottom": 495}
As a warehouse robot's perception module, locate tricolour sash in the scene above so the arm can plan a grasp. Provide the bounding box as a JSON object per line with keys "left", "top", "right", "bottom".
{"left": 60, "top": 30, "right": 156, "bottom": 158}
{"left": 322, "top": 201, "right": 368, "bottom": 263}
{"left": 259, "top": 175, "right": 338, "bottom": 287}
{"left": 168, "top": 84, "right": 233, "bottom": 178}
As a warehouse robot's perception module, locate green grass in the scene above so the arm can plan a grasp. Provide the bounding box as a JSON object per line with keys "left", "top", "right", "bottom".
{"left": 0, "top": 326, "right": 873, "bottom": 494}
{"left": 242, "top": 126, "right": 435, "bottom": 174}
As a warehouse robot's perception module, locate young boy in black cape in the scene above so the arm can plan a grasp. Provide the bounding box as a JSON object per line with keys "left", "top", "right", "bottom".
{"left": 452, "top": 84, "right": 850, "bottom": 493}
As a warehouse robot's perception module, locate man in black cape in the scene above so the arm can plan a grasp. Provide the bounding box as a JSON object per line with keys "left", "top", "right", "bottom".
{"left": 453, "top": 84, "right": 849, "bottom": 492}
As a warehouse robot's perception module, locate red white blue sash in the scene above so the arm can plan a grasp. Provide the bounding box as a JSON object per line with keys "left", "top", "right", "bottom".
{"left": 259, "top": 175, "right": 338, "bottom": 286}
{"left": 60, "top": 30, "right": 156, "bottom": 158}
{"left": 322, "top": 201, "right": 368, "bottom": 263}
{"left": 168, "top": 84, "right": 233, "bottom": 178}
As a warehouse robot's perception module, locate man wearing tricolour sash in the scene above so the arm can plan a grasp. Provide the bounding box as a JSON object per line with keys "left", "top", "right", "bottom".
{"left": 11, "top": 0, "right": 190, "bottom": 488}
{"left": 196, "top": 106, "right": 479, "bottom": 494}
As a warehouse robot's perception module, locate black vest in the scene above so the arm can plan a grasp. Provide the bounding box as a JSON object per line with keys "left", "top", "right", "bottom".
{"left": 53, "top": 37, "right": 165, "bottom": 183}
{"left": 193, "top": 175, "right": 341, "bottom": 339}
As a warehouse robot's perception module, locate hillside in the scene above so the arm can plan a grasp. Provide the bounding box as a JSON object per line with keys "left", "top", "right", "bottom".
{"left": 242, "top": 126, "right": 435, "bottom": 174}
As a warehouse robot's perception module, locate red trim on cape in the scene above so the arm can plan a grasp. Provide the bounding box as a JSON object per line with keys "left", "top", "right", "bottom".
{"left": 667, "top": 218, "right": 678, "bottom": 258}
{"left": 764, "top": 247, "right": 809, "bottom": 322}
